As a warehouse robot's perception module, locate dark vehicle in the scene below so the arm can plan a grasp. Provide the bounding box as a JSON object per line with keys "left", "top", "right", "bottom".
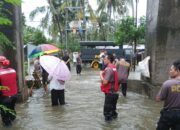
{"left": 80, "top": 41, "right": 124, "bottom": 68}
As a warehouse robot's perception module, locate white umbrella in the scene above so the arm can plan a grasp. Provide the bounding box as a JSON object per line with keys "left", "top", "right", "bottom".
{"left": 40, "top": 55, "right": 71, "bottom": 81}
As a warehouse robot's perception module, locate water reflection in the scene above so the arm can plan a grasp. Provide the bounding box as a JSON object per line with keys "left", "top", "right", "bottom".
{"left": 0, "top": 68, "right": 163, "bottom": 130}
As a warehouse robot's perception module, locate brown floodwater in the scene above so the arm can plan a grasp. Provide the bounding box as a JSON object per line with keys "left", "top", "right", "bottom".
{"left": 0, "top": 67, "right": 163, "bottom": 130}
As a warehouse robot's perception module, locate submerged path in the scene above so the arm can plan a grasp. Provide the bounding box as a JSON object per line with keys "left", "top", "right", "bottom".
{"left": 0, "top": 67, "right": 162, "bottom": 130}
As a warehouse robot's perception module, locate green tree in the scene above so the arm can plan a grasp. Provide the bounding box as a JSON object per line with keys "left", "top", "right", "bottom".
{"left": 137, "top": 16, "right": 146, "bottom": 44}
{"left": 96, "top": 0, "right": 129, "bottom": 40}
{"left": 29, "top": 0, "right": 96, "bottom": 47}
{"left": 0, "top": 0, "right": 22, "bottom": 50}
{"left": 29, "top": 0, "right": 64, "bottom": 43}
{"left": 97, "top": 0, "right": 128, "bottom": 17}
{"left": 114, "top": 16, "right": 146, "bottom": 46}
{"left": 23, "top": 26, "right": 47, "bottom": 45}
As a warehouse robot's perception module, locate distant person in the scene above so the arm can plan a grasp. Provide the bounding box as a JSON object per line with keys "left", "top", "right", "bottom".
{"left": 33, "top": 56, "right": 41, "bottom": 76}
{"left": 99, "top": 50, "right": 105, "bottom": 70}
{"left": 0, "top": 56, "right": 18, "bottom": 127}
{"left": 100, "top": 53, "right": 119, "bottom": 121}
{"left": 62, "top": 51, "right": 71, "bottom": 71}
{"left": 33, "top": 56, "right": 42, "bottom": 83}
{"left": 156, "top": 59, "right": 180, "bottom": 130}
{"left": 116, "top": 58, "right": 130, "bottom": 97}
{"left": 101, "top": 50, "right": 107, "bottom": 70}
{"left": 76, "top": 52, "right": 82, "bottom": 75}
{"left": 41, "top": 66, "right": 48, "bottom": 92}
{"left": 113, "top": 53, "right": 118, "bottom": 65}
{"left": 48, "top": 75, "right": 65, "bottom": 106}
{"left": 73, "top": 52, "right": 78, "bottom": 66}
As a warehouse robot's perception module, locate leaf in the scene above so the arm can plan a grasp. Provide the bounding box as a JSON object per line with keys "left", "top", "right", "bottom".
{"left": 114, "top": 16, "right": 145, "bottom": 45}
{"left": 5, "top": 0, "right": 21, "bottom": 5}
{"left": 0, "top": 32, "right": 11, "bottom": 46}
{"left": 0, "top": 86, "right": 9, "bottom": 90}
{"left": 0, "top": 17, "right": 12, "bottom": 25}
{"left": 0, "top": 105, "right": 16, "bottom": 116}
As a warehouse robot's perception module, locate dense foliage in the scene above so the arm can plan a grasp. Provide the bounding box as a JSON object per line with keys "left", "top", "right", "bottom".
{"left": 114, "top": 16, "right": 146, "bottom": 45}
{"left": 23, "top": 26, "right": 47, "bottom": 45}
{"left": 0, "top": 0, "right": 21, "bottom": 47}
{"left": 0, "top": 0, "right": 146, "bottom": 52}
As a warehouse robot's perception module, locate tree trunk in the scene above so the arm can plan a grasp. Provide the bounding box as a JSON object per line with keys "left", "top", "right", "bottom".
{"left": 0, "top": 3, "right": 27, "bottom": 102}
{"left": 48, "top": 0, "right": 63, "bottom": 44}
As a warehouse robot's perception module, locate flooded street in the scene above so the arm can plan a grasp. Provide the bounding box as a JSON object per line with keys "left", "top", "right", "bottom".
{"left": 1, "top": 67, "right": 163, "bottom": 130}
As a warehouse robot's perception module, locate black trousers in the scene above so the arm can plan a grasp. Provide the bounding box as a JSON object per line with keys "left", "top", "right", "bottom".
{"left": 76, "top": 65, "right": 82, "bottom": 74}
{"left": 67, "top": 64, "right": 71, "bottom": 71}
{"left": 51, "top": 89, "right": 65, "bottom": 106}
{"left": 156, "top": 109, "right": 180, "bottom": 130}
{"left": 104, "top": 93, "right": 119, "bottom": 119}
{"left": 119, "top": 82, "right": 127, "bottom": 97}
{"left": 0, "top": 95, "right": 17, "bottom": 126}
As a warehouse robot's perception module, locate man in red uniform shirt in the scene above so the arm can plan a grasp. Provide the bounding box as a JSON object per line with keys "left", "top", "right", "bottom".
{"left": 0, "top": 56, "right": 18, "bottom": 127}
{"left": 100, "top": 53, "right": 119, "bottom": 121}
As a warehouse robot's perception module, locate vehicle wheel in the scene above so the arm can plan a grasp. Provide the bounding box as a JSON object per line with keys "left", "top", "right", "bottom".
{"left": 92, "top": 62, "right": 99, "bottom": 69}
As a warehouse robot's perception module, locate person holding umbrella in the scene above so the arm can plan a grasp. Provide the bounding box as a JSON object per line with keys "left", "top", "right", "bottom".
{"left": 48, "top": 76, "right": 65, "bottom": 106}
{"left": 40, "top": 55, "right": 71, "bottom": 106}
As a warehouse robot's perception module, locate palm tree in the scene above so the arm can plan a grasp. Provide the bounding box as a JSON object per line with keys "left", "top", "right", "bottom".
{"left": 128, "top": 0, "right": 134, "bottom": 18}
{"left": 30, "top": 0, "right": 66, "bottom": 44}
{"left": 29, "top": 0, "right": 96, "bottom": 44}
{"left": 96, "top": 0, "right": 129, "bottom": 40}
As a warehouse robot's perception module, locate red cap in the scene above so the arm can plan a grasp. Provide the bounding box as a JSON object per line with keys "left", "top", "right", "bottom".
{"left": 0, "top": 56, "right": 6, "bottom": 62}
{"left": 0, "top": 56, "right": 10, "bottom": 66}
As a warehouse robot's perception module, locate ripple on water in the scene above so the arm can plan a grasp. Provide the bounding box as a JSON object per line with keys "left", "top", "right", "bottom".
{"left": 3, "top": 68, "right": 162, "bottom": 130}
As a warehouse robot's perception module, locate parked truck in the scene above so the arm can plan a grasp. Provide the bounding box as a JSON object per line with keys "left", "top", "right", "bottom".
{"left": 79, "top": 41, "right": 125, "bottom": 69}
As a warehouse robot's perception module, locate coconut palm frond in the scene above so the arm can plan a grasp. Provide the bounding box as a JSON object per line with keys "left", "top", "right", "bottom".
{"left": 40, "top": 12, "right": 50, "bottom": 29}
{"left": 88, "top": 5, "right": 97, "bottom": 21}
{"left": 58, "top": 2, "right": 67, "bottom": 12}
{"left": 96, "top": 0, "right": 107, "bottom": 13}
{"left": 29, "top": 6, "right": 47, "bottom": 21}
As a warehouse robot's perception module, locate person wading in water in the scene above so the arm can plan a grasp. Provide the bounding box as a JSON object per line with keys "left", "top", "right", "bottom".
{"left": 100, "top": 53, "right": 119, "bottom": 121}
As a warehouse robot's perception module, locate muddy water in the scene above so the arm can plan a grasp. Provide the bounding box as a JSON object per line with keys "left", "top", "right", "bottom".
{"left": 0, "top": 67, "right": 163, "bottom": 130}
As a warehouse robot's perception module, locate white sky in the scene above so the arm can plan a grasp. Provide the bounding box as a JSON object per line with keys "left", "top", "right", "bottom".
{"left": 22, "top": 0, "right": 147, "bottom": 28}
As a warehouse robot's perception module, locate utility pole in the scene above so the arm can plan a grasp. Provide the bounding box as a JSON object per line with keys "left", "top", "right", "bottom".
{"left": 133, "top": 0, "right": 138, "bottom": 71}
{"left": 134, "top": 0, "right": 138, "bottom": 53}
{"left": 65, "top": 0, "right": 87, "bottom": 48}
{"left": 83, "top": 0, "right": 88, "bottom": 41}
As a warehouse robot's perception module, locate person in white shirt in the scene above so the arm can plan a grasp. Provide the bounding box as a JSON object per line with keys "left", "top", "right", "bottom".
{"left": 48, "top": 75, "right": 65, "bottom": 106}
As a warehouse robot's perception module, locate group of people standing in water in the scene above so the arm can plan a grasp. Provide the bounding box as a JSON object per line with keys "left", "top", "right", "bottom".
{"left": 1, "top": 48, "right": 179, "bottom": 130}
{"left": 99, "top": 51, "right": 180, "bottom": 130}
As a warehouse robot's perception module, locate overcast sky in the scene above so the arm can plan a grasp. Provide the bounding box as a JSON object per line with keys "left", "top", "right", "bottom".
{"left": 22, "top": 0, "right": 147, "bottom": 27}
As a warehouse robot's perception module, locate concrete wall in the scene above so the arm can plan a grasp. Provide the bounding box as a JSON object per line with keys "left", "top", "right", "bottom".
{"left": 146, "top": 0, "right": 180, "bottom": 86}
